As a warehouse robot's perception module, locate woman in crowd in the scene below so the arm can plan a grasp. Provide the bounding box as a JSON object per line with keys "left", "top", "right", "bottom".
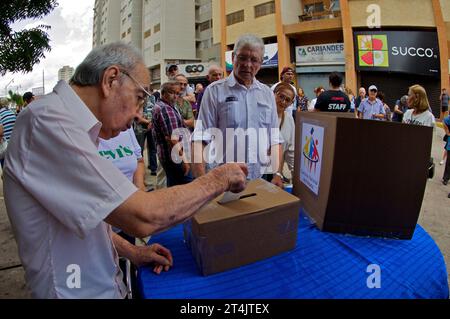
{"left": 274, "top": 82, "right": 296, "bottom": 181}
{"left": 402, "top": 85, "right": 435, "bottom": 127}
{"left": 296, "top": 86, "right": 309, "bottom": 113}
{"left": 344, "top": 87, "right": 356, "bottom": 115}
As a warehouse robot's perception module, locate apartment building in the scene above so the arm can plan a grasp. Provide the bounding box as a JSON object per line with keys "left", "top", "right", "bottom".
{"left": 92, "top": 0, "right": 121, "bottom": 47}
{"left": 58, "top": 66, "right": 75, "bottom": 83}
{"left": 120, "top": 0, "right": 143, "bottom": 49}
{"left": 214, "top": 0, "right": 450, "bottom": 117}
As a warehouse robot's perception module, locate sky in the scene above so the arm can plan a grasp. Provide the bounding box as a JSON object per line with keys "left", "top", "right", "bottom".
{"left": 0, "top": 0, "right": 95, "bottom": 97}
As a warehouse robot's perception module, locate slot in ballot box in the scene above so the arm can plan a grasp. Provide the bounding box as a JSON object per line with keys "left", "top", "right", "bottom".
{"left": 293, "top": 112, "right": 433, "bottom": 239}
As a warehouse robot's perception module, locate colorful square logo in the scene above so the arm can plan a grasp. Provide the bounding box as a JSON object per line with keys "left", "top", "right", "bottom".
{"left": 357, "top": 35, "right": 389, "bottom": 67}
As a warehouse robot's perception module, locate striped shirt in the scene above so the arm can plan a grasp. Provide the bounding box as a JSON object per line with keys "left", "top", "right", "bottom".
{"left": 0, "top": 108, "right": 17, "bottom": 141}
{"left": 152, "top": 99, "right": 186, "bottom": 163}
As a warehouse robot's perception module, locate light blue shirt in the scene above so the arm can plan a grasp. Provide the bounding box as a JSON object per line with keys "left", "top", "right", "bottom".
{"left": 192, "top": 72, "right": 282, "bottom": 179}
{"left": 358, "top": 98, "right": 385, "bottom": 120}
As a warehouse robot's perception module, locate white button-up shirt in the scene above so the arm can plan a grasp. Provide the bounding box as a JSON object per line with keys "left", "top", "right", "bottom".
{"left": 192, "top": 73, "right": 282, "bottom": 179}
{"left": 3, "top": 81, "right": 137, "bottom": 298}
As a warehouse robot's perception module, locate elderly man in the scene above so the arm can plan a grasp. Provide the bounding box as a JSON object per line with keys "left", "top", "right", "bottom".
{"left": 3, "top": 42, "right": 247, "bottom": 299}
{"left": 196, "top": 65, "right": 224, "bottom": 112}
{"left": 152, "top": 81, "right": 193, "bottom": 187}
{"left": 358, "top": 85, "right": 385, "bottom": 120}
{"left": 191, "top": 34, "right": 283, "bottom": 187}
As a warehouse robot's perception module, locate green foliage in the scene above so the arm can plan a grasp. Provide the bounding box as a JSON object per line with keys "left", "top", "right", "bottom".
{"left": 7, "top": 90, "right": 24, "bottom": 107}
{"left": 0, "top": 0, "right": 58, "bottom": 75}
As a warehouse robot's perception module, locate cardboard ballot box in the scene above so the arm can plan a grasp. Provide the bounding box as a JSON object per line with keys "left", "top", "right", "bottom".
{"left": 293, "top": 112, "right": 433, "bottom": 239}
{"left": 183, "top": 179, "right": 301, "bottom": 276}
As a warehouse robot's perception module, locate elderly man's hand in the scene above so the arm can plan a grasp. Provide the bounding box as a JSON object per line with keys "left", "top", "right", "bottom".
{"left": 211, "top": 163, "right": 248, "bottom": 193}
{"left": 132, "top": 243, "right": 173, "bottom": 275}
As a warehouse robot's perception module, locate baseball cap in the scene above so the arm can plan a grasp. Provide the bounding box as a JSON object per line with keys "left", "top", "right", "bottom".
{"left": 368, "top": 85, "right": 378, "bottom": 92}
{"left": 166, "top": 64, "right": 178, "bottom": 73}
{"left": 280, "top": 66, "right": 295, "bottom": 77}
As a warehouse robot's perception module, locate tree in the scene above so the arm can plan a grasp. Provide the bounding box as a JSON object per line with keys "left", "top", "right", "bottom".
{"left": 0, "top": 0, "right": 58, "bottom": 76}
{"left": 7, "top": 90, "right": 24, "bottom": 108}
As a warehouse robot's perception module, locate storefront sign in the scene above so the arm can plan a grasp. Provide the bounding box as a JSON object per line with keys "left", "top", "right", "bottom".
{"left": 177, "top": 63, "right": 211, "bottom": 77}
{"left": 354, "top": 30, "right": 440, "bottom": 77}
{"left": 295, "top": 43, "right": 345, "bottom": 65}
{"left": 225, "top": 43, "right": 278, "bottom": 71}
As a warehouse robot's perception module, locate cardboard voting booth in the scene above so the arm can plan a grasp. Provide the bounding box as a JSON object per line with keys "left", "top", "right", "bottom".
{"left": 293, "top": 112, "right": 433, "bottom": 239}
{"left": 184, "top": 179, "right": 301, "bottom": 275}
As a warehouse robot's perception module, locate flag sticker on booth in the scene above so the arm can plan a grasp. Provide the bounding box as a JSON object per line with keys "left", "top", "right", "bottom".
{"left": 300, "top": 124, "right": 324, "bottom": 195}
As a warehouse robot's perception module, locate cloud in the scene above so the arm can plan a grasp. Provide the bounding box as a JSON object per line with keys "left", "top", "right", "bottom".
{"left": 0, "top": 0, "right": 94, "bottom": 95}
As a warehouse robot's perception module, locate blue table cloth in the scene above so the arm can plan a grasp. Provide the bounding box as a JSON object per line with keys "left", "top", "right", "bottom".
{"left": 138, "top": 212, "right": 449, "bottom": 299}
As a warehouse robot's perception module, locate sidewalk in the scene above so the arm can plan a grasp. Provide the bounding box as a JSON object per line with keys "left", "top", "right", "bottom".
{"left": 0, "top": 127, "right": 449, "bottom": 298}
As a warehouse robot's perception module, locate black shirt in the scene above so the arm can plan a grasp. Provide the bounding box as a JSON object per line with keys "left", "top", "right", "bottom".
{"left": 314, "top": 90, "right": 351, "bottom": 112}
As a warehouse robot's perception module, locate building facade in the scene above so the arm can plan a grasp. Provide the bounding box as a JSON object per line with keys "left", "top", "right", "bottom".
{"left": 58, "top": 66, "right": 75, "bottom": 83}
{"left": 214, "top": 0, "right": 450, "bottom": 116}
{"left": 120, "top": 0, "right": 143, "bottom": 49}
{"left": 93, "top": 0, "right": 121, "bottom": 47}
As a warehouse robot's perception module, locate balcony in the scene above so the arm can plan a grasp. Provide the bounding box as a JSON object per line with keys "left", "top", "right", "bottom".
{"left": 298, "top": 0, "right": 341, "bottom": 22}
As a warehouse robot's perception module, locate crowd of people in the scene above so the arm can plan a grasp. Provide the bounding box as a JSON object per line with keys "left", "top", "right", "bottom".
{"left": 1, "top": 33, "right": 449, "bottom": 299}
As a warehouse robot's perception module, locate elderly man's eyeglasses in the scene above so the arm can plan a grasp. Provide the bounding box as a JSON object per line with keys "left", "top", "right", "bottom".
{"left": 120, "top": 69, "right": 152, "bottom": 108}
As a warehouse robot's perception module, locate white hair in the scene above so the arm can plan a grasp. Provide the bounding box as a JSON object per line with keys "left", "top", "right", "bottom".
{"left": 233, "top": 34, "right": 264, "bottom": 57}
{"left": 70, "top": 42, "right": 144, "bottom": 86}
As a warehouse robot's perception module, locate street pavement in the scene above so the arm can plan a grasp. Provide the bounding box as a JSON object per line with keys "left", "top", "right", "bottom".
{"left": 0, "top": 126, "right": 449, "bottom": 299}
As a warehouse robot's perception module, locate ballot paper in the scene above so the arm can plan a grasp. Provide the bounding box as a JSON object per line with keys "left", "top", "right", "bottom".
{"left": 217, "top": 191, "right": 243, "bottom": 204}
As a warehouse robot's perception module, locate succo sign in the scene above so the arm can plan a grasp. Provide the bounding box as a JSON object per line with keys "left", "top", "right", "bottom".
{"left": 354, "top": 30, "right": 440, "bottom": 77}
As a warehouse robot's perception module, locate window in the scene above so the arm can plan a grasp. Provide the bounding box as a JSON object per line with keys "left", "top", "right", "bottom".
{"left": 304, "top": 2, "right": 325, "bottom": 14}
{"left": 154, "top": 23, "right": 160, "bottom": 33}
{"left": 127, "top": 27, "right": 131, "bottom": 34}
{"left": 121, "top": 32, "right": 126, "bottom": 39}
{"left": 144, "top": 29, "right": 151, "bottom": 39}
{"left": 254, "top": 1, "right": 275, "bottom": 18}
{"left": 226, "top": 10, "right": 244, "bottom": 26}
{"left": 154, "top": 43, "right": 160, "bottom": 52}
{"left": 122, "top": 18, "right": 126, "bottom": 25}
{"left": 199, "top": 20, "right": 211, "bottom": 32}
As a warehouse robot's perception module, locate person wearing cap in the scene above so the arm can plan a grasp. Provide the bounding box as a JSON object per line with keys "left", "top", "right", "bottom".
{"left": 166, "top": 64, "right": 179, "bottom": 80}
{"left": 271, "top": 66, "right": 297, "bottom": 116}
{"left": 358, "top": 85, "right": 385, "bottom": 120}
{"left": 314, "top": 72, "right": 350, "bottom": 112}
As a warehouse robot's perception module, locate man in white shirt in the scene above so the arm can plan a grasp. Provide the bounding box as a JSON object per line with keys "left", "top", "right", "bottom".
{"left": 3, "top": 42, "right": 247, "bottom": 298}
{"left": 191, "top": 34, "right": 284, "bottom": 187}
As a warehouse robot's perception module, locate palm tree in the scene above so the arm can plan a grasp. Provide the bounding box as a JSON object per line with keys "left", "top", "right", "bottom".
{"left": 7, "top": 90, "right": 24, "bottom": 109}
